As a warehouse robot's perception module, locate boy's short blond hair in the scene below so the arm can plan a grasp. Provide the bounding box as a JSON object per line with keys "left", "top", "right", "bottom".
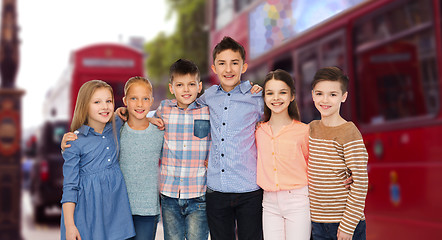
{"left": 124, "top": 76, "right": 153, "bottom": 96}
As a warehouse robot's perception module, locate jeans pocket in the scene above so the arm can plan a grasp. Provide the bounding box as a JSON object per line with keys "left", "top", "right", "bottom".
{"left": 194, "top": 119, "right": 210, "bottom": 138}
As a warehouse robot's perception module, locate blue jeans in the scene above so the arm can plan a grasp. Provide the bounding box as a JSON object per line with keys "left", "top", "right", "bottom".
{"left": 311, "top": 220, "right": 366, "bottom": 240}
{"left": 160, "top": 194, "right": 209, "bottom": 240}
{"left": 128, "top": 215, "right": 159, "bottom": 240}
{"left": 206, "top": 188, "right": 263, "bottom": 240}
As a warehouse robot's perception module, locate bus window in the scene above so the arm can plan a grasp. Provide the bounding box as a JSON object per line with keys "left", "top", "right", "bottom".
{"left": 354, "top": 0, "right": 439, "bottom": 125}
{"left": 236, "top": 0, "right": 257, "bottom": 12}
{"left": 296, "top": 30, "right": 347, "bottom": 123}
{"left": 243, "top": 63, "right": 269, "bottom": 86}
{"left": 322, "top": 34, "right": 346, "bottom": 68}
{"left": 215, "top": 0, "right": 234, "bottom": 29}
{"left": 297, "top": 46, "right": 320, "bottom": 123}
{"left": 273, "top": 55, "right": 293, "bottom": 74}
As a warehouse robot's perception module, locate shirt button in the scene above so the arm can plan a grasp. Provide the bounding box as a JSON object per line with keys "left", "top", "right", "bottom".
{"left": 106, "top": 147, "right": 109, "bottom": 150}
{"left": 222, "top": 123, "right": 226, "bottom": 126}
{"left": 108, "top": 159, "right": 111, "bottom": 162}
{"left": 221, "top": 153, "right": 224, "bottom": 157}
{"left": 272, "top": 152, "right": 275, "bottom": 155}
{"left": 227, "top": 93, "right": 231, "bottom": 96}
{"left": 221, "top": 169, "right": 225, "bottom": 172}
{"left": 102, "top": 136, "right": 105, "bottom": 139}
{"left": 224, "top": 107, "right": 227, "bottom": 110}
{"left": 274, "top": 168, "right": 277, "bottom": 171}
{"left": 221, "top": 138, "right": 224, "bottom": 141}
{"left": 184, "top": 144, "right": 186, "bottom": 147}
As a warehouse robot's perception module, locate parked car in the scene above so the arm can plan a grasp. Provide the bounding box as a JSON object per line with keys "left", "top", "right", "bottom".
{"left": 30, "top": 121, "right": 68, "bottom": 222}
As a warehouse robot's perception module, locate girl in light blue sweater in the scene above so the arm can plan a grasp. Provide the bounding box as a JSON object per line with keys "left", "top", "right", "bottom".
{"left": 119, "top": 76, "right": 164, "bottom": 240}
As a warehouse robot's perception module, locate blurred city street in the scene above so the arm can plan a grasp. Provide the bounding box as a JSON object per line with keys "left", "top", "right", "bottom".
{"left": 21, "top": 190, "right": 60, "bottom": 240}
{"left": 21, "top": 190, "right": 165, "bottom": 240}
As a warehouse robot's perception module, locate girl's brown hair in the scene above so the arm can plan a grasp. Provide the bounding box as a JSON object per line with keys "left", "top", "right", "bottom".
{"left": 70, "top": 80, "right": 114, "bottom": 131}
{"left": 262, "top": 69, "right": 300, "bottom": 122}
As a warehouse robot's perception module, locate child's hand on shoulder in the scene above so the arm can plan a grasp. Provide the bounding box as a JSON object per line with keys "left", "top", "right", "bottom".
{"left": 250, "top": 82, "right": 263, "bottom": 94}
{"left": 61, "top": 132, "right": 78, "bottom": 151}
{"left": 255, "top": 121, "right": 264, "bottom": 130}
{"left": 148, "top": 117, "right": 165, "bottom": 130}
{"left": 115, "top": 107, "right": 128, "bottom": 121}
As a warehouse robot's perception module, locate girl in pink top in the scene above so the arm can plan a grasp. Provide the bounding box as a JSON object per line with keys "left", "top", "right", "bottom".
{"left": 256, "top": 69, "right": 311, "bottom": 240}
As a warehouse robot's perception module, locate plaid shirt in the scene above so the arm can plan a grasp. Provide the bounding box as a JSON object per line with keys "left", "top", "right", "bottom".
{"left": 155, "top": 99, "right": 210, "bottom": 199}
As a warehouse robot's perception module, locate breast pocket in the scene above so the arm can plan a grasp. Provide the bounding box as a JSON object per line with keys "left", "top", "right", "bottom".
{"left": 194, "top": 119, "right": 210, "bottom": 139}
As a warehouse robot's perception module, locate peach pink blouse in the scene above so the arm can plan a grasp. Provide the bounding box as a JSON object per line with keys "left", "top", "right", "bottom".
{"left": 256, "top": 120, "right": 309, "bottom": 191}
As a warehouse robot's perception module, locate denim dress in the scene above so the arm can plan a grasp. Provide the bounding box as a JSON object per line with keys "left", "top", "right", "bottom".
{"left": 60, "top": 117, "right": 135, "bottom": 240}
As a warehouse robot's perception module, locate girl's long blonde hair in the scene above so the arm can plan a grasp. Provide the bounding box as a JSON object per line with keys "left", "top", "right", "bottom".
{"left": 70, "top": 80, "right": 114, "bottom": 131}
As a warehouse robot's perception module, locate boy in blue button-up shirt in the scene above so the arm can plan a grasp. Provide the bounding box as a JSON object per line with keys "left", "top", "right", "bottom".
{"left": 197, "top": 36, "right": 264, "bottom": 240}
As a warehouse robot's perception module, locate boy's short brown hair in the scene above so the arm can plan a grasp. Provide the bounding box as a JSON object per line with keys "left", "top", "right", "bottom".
{"left": 169, "top": 59, "right": 200, "bottom": 83}
{"left": 312, "top": 67, "right": 349, "bottom": 93}
{"left": 212, "top": 36, "right": 246, "bottom": 63}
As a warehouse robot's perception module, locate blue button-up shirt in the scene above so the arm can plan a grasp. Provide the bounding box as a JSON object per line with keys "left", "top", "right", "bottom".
{"left": 198, "top": 80, "right": 264, "bottom": 193}
{"left": 61, "top": 117, "right": 123, "bottom": 204}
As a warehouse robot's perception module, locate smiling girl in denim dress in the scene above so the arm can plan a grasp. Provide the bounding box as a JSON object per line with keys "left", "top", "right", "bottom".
{"left": 61, "top": 80, "right": 135, "bottom": 240}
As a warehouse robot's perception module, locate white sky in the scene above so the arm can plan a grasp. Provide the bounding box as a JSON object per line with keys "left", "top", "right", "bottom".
{"left": 16, "top": 0, "right": 175, "bottom": 130}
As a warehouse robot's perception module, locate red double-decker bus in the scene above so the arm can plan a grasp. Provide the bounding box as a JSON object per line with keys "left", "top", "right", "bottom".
{"left": 208, "top": 0, "right": 442, "bottom": 239}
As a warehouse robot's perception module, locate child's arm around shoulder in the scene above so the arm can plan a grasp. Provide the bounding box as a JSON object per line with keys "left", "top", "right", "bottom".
{"left": 196, "top": 85, "right": 218, "bottom": 106}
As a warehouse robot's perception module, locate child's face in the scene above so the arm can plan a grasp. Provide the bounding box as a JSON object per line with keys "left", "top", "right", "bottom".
{"left": 87, "top": 87, "right": 114, "bottom": 130}
{"left": 123, "top": 82, "right": 153, "bottom": 121}
{"left": 264, "top": 79, "right": 294, "bottom": 116}
{"left": 211, "top": 49, "right": 248, "bottom": 92}
{"left": 169, "top": 74, "right": 202, "bottom": 109}
{"left": 312, "top": 80, "right": 348, "bottom": 119}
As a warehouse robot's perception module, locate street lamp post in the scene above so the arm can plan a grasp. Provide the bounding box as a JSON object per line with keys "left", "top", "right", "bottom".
{"left": 0, "top": 0, "right": 24, "bottom": 239}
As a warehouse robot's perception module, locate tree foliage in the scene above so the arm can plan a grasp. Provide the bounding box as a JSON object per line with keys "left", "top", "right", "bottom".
{"left": 145, "top": 0, "right": 208, "bottom": 85}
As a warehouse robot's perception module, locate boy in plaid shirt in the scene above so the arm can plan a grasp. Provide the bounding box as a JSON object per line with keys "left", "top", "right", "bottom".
{"left": 154, "top": 59, "right": 211, "bottom": 240}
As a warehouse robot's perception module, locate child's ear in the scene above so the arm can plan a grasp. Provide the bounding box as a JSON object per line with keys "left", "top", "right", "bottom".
{"left": 211, "top": 64, "right": 217, "bottom": 74}
{"left": 241, "top": 62, "right": 248, "bottom": 74}
{"left": 342, "top": 91, "right": 348, "bottom": 103}
{"left": 198, "top": 81, "right": 202, "bottom": 93}
{"left": 122, "top": 96, "right": 127, "bottom": 106}
{"left": 168, "top": 83, "right": 175, "bottom": 95}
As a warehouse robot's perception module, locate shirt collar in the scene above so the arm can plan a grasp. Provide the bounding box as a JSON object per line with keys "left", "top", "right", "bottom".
{"left": 76, "top": 125, "right": 91, "bottom": 136}
{"left": 217, "top": 80, "right": 252, "bottom": 94}
{"left": 166, "top": 98, "right": 201, "bottom": 110}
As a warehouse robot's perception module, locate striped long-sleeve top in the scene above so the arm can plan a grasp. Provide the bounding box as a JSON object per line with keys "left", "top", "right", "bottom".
{"left": 308, "top": 120, "right": 368, "bottom": 235}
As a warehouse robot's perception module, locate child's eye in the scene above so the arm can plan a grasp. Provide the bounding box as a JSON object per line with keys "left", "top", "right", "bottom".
{"left": 315, "top": 92, "right": 322, "bottom": 96}
{"left": 190, "top": 83, "right": 196, "bottom": 86}
{"left": 131, "top": 97, "right": 136, "bottom": 100}
{"left": 94, "top": 101, "right": 100, "bottom": 104}
{"left": 106, "top": 100, "right": 113, "bottom": 103}
{"left": 265, "top": 92, "right": 273, "bottom": 95}
{"left": 281, "top": 91, "right": 288, "bottom": 95}
{"left": 331, "top": 93, "right": 337, "bottom": 97}
{"left": 176, "top": 83, "right": 183, "bottom": 87}
{"left": 143, "top": 98, "right": 150, "bottom": 101}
